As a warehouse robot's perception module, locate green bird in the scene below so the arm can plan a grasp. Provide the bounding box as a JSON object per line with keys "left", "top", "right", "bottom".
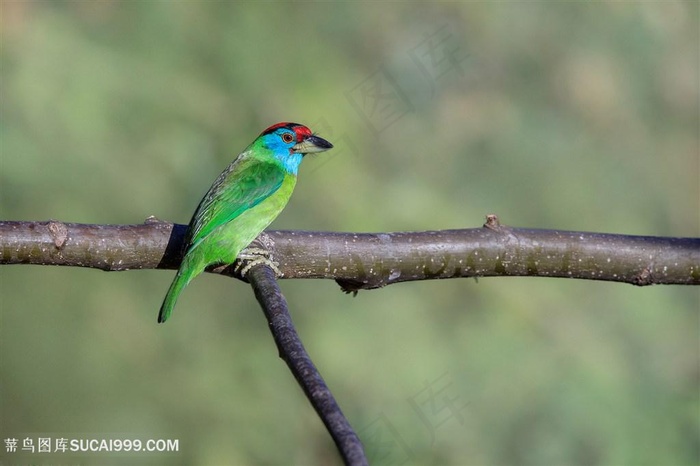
{"left": 158, "top": 122, "right": 333, "bottom": 323}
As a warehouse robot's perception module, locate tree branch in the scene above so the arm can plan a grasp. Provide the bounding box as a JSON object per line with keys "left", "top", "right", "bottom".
{"left": 3, "top": 217, "right": 697, "bottom": 464}
{"left": 247, "top": 264, "right": 367, "bottom": 465}
{"left": 1, "top": 218, "right": 698, "bottom": 289}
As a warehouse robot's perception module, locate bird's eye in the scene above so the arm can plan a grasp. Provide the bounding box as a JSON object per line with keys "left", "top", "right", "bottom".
{"left": 281, "top": 133, "right": 294, "bottom": 143}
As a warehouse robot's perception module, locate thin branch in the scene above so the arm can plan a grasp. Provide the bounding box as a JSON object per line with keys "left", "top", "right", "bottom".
{"left": 0, "top": 219, "right": 698, "bottom": 289}
{"left": 247, "top": 264, "right": 368, "bottom": 466}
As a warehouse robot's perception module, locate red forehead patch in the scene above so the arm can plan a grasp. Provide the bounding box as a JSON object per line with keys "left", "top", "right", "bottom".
{"left": 261, "top": 122, "right": 312, "bottom": 142}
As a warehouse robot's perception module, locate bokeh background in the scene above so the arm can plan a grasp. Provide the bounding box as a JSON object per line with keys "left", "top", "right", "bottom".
{"left": 1, "top": 2, "right": 698, "bottom": 465}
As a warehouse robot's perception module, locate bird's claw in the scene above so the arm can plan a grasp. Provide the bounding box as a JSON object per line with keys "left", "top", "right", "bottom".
{"left": 235, "top": 248, "right": 283, "bottom": 278}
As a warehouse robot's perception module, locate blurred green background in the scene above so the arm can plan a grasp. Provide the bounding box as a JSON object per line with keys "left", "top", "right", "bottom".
{"left": 1, "top": 2, "right": 698, "bottom": 465}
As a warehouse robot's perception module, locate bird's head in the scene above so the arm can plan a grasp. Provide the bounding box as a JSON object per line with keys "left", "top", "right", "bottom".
{"left": 257, "top": 122, "right": 333, "bottom": 174}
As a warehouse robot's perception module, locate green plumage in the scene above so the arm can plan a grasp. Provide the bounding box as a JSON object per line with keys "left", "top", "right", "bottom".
{"left": 158, "top": 123, "right": 332, "bottom": 323}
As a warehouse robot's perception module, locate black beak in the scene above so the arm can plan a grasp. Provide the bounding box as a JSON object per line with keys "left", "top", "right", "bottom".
{"left": 292, "top": 135, "right": 333, "bottom": 154}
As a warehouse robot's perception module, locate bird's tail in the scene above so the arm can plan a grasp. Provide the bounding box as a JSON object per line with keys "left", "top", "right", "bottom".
{"left": 158, "top": 267, "right": 196, "bottom": 323}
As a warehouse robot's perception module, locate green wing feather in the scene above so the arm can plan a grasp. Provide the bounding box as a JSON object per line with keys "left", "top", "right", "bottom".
{"left": 158, "top": 156, "right": 286, "bottom": 323}
{"left": 186, "top": 156, "right": 285, "bottom": 252}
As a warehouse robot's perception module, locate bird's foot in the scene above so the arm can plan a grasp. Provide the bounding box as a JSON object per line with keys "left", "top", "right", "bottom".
{"left": 235, "top": 248, "right": 283, "bottom": 278}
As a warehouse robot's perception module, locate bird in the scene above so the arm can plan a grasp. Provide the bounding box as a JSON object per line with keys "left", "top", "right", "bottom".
{"left": 158, "top": 122, "right": 333, "bottom": 323}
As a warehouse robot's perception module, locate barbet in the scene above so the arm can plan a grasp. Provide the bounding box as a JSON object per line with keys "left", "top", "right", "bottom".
{"left": 158, "top": 122, "right": 333, "bottom": 323}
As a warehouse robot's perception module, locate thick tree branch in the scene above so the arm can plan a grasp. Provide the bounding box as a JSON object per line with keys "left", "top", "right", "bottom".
{"left": 0, "top": 219, "right": 698, "bottom": 290}
{"left": 247, "top": 264, "right": 367, "bottom": 465}
{"left": 3, "top": 217, "right": 697, "bottom": 464}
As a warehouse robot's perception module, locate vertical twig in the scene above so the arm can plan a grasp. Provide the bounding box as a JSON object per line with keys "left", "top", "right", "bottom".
{"left": 247, "top": 264, "right": 368, "bottom": 466}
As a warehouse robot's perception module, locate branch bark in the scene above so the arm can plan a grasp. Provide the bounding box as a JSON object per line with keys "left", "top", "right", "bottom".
{"left": 1, "top": 219, "right": 698, "bottom": 289}
{"left": 248, "top": 264, "right": 368, "bottom": 465}
{"left": 3, "top": 217, "right": 698, "bottom": 463}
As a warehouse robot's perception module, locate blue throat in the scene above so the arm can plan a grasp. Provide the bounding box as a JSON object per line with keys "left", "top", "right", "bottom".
{"left": 276, "top": 152, "right": 303, "bottom": 175}
{"left": 261, "top": 132, "right": 304, "bottom": 175}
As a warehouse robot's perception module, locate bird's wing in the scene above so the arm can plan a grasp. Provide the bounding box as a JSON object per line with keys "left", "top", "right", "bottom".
{"left": 185, "top": 157, "right": 286, "bottom": 251}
